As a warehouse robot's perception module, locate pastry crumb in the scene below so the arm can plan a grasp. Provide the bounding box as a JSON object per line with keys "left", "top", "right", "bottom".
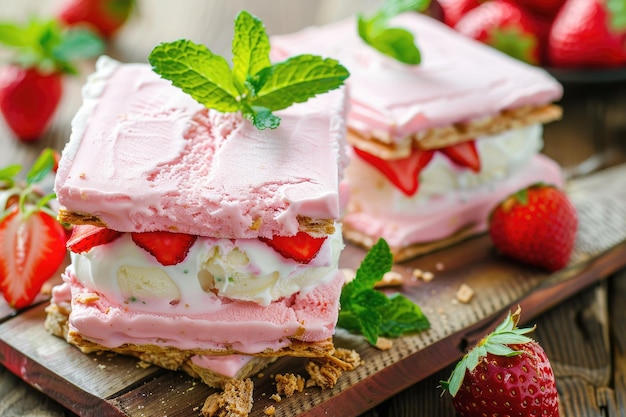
{"left": 201, "top": 378, "right": 253, "bottom": 417}
{"left": 306, "top": 348, "right": 361, "bottom": 389}
{"left": 75, "top": 293, "right": 100, "bottom": 304}
{"left": 263, "top": 405, "right": 276, "bottom": 415}
{"left": 435, "top": 262, "right": 445, "bottom": 271}
{"left": 378, "top": 271, "right": 403, "bottom": 287}
{"left": 269, "top": 393, "right": 281, "bottom": 402}
{"left": 275, "top": 373, "right": 304, "bottom": 397}
{"left": 412, "top": 268, "right": 434, "bottom": 282}
{"left": 456, "top": 283, "right": 475, "bottom": 304}
{"left": 136, "top": 360, "right": 151, "bottom": 369}
{"left": 374, "top": 337, "right": 393, "bottom": 351}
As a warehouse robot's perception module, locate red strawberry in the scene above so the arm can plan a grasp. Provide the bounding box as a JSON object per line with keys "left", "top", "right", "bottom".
{"left": 0, "top": 66, "right": 63, "bottom": 142}
{"left": 442, "top": 307, "right": 559, "bottom": 417}
{"left": 547, "top": 0, "right": 626, "bottom": 68}
{"left": 57, "top": 0, "right": 135, "bottom": 39}
{"left": 514, "top": 0, "right": 566, "bottom": 18}
{"left": 455, "top": 0, "right": 542, "bottom": 65}
{"left": 439, "top": 140, "right": 481, "bottom": 172}
{"left": 260, "top": 231, "right": 327, "bottom": 264}
{"left": 131, "top": 231, "right": 198, "bottom": 266}
{"left": 438, "top": 0, "right": 487, "bottom": 27}
{"left": 353, "top": 147, "right": 435, "bottom": 197}
{"left": 67, "top": 225, "right": 123, "bottom": 253}
{"left": 0, "top": 150, "right": 68, "bottom": 309}
{"left": 489, "top": 183, "right": 577, "bottom": 271}
{"left": 0, "top": 19, "right": 103, "bottom": 141}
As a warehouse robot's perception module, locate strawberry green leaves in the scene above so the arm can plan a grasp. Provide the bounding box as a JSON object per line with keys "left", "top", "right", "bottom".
{"left": 0, "top": 18, "right": 104, "bottom": 74}
{"left": 338, "top": 238, "right": 430, "bottom": 345}
{"left": 441, "top": 307, "right": 535, "bottom": 396}
{"left": 149, "top": 11, "right": 349, "bottom": 130}
{"left": 358, "top": 0, "right": 431, "bottom": 64}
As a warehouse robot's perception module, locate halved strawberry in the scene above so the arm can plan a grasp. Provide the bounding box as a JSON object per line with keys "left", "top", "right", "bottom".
{"left": 439, "top": 140, "right": 481, "bottom": 172}
{"left": 67, "top": 224, "right": 123, "bottom": 253}
{"left": 131, "top": 231, "right": 198, "bottom": 266}
{"left": 0, "top": 209, "right": 67, "bottom": 309}
{"left": 260, "top": 231, "right": 327, "bottom": 264}
{"left": 353, "top": 147, "right": 435, "bottom": 197}
{"left": 0, "top": 149, "right": 68, "bottom": 309}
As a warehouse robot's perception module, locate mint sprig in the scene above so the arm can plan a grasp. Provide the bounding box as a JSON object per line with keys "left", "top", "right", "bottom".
{"left": 0, "top": 18, "right": 104, "bottom": 74}
{"left": 149, "top": 11, "right": 350, "bottom": 130}
{"left": 358, "top": 0, "right": 431, "bottom": 64}
{"left": 338, "top": 239, "right": 430, "bottom": 345}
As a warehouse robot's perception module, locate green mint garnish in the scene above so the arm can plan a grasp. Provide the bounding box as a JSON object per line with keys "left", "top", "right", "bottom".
{"left": 149, "top": 11, "right": 350, "bottom": 130}
{"left": 0, "top": 18, "right": 104, "bottom": 74}
{"left": 338, "top": 238, "right": 430, "bottom": 345}
{"left": 358, "top": 0, "right": 431, "bottom": 64}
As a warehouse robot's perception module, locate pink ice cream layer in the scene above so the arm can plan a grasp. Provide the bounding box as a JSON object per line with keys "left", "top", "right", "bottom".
{"left": 270, "top": 13, "right": 562, "bottom": 143}
{"left": 343, "top": 154, "right": 564, "bottom": 251}
{"left": 52, "top": 268, "right": 344, "bottom": 355}
{"left": 55, "top": 57, "right": 348, "bottom": 238}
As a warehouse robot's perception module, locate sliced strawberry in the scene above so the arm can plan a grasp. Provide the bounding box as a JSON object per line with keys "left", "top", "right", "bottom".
{"left": 260, "top": 231, "right": 327, "bottom": 264}
{"left": 131, "top": 231, "right": 198, "bottom": 266}
{"left": 0, "top": 208, "right": 68, "bottom": 309}
{"left": 353, "top": 147, "right": 435, "bottom": 197}
{"left": 439, "top": 140, "right": 481, "bottom": 172}
{"left": 67, "top": 224, "right": 123, "bottom": 253}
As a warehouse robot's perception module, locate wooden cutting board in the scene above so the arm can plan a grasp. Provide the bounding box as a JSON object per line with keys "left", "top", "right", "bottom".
{"left": 1, "top": 163, "right": 625, "bottom": 417}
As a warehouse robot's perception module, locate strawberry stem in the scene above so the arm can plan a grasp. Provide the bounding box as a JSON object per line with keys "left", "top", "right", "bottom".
{"left": 441, "top": 306, "right": 536, "bottom": 397}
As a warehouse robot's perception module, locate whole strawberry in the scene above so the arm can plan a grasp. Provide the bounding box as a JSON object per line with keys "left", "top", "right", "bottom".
{"left": 0, "top": 149, "right": 69, "bottom": 309}
{"left": 57, "top": 0, "right": 135, "bottom": 39}
{"left": 442, "top": 308, "right": 559, "bottom": 417}
{"left": 489, "top": 183, "right": 577, "bottom": 271}
{"left": 455, "top": 0, "right": 543, "bottom": 65}
{"left": 438, "top": 0, "right": 487, "bottom": 27}
{"left": 514, "top": 0, "right": 566, "bottom": 18}
{"left": 0, "top": 18, "right": 103, "bottom": 141}
{"left": 547, "top": 0, "right": 626, "bottom": 68}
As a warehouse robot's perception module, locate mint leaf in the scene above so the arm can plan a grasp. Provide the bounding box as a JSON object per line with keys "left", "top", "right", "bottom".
{"left": 338, "top": 238, "right": 430, "bottom": 345}
{"left": 342, "top": 238, "right": 393, "bottom": 300}
{"left": 232, "top": 11, "right": 270, "bottom": 92}
{"left": 149, "top": 40, "right": 240, "bottom": 112}
{"left": 378, "top": 293, "right": 429, "bottom": 337}
{"left": 149, "top": 11, "right": 349, "bottom": 130}
{"left": 244, "top": 106, "right": 281, "bottom": 130}
{"left": 381, "top": 0, "right": 431, "bottom": 17}
{"left": 358, "top": 0, "right": 430, "bottom": 64}
{"left": 252, "top": 55, "right": 349, "bottom": 111}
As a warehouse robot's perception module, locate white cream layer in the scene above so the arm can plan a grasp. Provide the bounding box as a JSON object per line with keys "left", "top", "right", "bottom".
{"left": 72, "top": 226, "right": 344, "bottom": 310}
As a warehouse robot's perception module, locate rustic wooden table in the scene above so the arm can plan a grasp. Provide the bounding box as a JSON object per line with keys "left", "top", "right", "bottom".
{"left": 1, "top": 1, "right": 626, "bottom": 416}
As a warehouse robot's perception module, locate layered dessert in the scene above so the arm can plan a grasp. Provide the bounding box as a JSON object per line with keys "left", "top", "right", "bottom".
{"left": 45, "top": 55, "right": 348, "bottom": 388}
{"left": 271, "top": 12, "right": 565, "bottom": 260}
